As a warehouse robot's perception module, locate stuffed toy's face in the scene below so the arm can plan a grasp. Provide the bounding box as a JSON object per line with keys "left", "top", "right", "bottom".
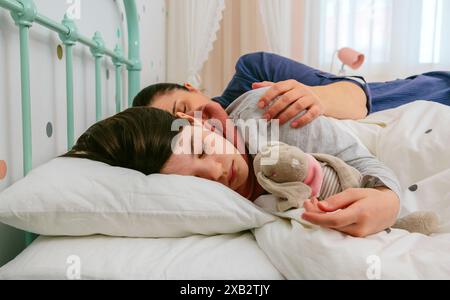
{"left": 253, "top": 142, "right": 324, "bottom": 212}
{"left": 255, "top": 143, "right": 310, "bottom": 183}
{"left": 254, "top": 143, "right": 325, "bottom": 200}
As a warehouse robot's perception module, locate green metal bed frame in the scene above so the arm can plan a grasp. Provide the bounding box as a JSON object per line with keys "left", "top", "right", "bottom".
{"left": 0, "top": 0, "right": 141, "bottom": 246}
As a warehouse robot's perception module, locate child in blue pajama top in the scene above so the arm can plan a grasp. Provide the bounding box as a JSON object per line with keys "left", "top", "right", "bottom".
{"left": 213, "top": 52, "right": 450, "bottom": 114}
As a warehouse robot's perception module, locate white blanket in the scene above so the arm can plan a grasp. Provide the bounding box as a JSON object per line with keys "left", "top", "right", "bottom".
{"left": 253, "top": 101, "right": 450, "bottom": 279}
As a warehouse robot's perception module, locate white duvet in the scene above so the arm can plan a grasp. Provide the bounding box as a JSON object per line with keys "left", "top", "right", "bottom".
{"left": 253, "top": 101, "right": 450, "bottom": 279}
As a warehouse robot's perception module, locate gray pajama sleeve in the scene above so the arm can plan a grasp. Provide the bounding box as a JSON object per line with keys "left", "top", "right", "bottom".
{"left": 226, "top": 88, "right": 402, "bottom": 200}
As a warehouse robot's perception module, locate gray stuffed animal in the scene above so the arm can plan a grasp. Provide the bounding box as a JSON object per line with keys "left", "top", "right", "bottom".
{"left": 253, "top": 142, "right": 439, "bottom": 236}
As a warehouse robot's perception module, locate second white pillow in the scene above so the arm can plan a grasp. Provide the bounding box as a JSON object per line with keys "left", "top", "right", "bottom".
{"left": 0, "top": 158, "right": 275, "bottom": 238}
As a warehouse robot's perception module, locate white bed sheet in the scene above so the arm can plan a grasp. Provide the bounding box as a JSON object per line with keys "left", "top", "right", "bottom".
{"left": 0, "top": 233, "right": 284, "bottom": 280}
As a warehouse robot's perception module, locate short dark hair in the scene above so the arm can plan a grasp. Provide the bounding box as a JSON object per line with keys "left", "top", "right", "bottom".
{"left": 62, "top": 107, "right": 181, "bottom": 175}
{"left": 132, "top": 83, "right": 189, "bottom": 107}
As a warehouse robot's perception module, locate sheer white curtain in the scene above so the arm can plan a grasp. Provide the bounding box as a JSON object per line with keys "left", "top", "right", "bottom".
{"left": 167, "top": 0, "right": 225, "bottom": 87}
{"left": 303, "top": 0, "right": 450, "bottom": 81}
{"left": 200, "top": 0, "right": 270, "bottom": 97}
{"left": 259, "top": 0, "right": 292, "bottom": 57}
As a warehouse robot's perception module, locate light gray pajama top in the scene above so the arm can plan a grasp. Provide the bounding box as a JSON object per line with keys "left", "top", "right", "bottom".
{"left": 225, "top": 87, "right": 402, "bottom": 200}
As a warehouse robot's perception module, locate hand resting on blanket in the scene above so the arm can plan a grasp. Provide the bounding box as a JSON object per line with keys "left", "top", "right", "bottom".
{"left": 253, "top": 142, "right": 439, "bottom": 236}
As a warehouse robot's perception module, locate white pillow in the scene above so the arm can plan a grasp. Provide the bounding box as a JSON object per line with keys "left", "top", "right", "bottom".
{"left": 0, "top": 158, "right": 275, "bottom": 238}
{"left": 0, "top": 234, "right": 284, "bottom": 280}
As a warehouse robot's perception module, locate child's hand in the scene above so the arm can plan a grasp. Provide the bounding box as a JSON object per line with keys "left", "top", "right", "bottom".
{"left": 301, "top": 188, "right": 400, "bottom": 237}
{"left": 303, "top": 197, "right": 326, "bottom": 214}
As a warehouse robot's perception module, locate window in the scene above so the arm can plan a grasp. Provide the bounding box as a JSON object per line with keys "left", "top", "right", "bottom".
{"left": 419, "top": 0, "right": 443, "bottom": 64}
{"left": 304, "top": 0, "right": 449, "bottom": 80}
{"left": 322, "top": 0, "right": 392, "bottom": 65}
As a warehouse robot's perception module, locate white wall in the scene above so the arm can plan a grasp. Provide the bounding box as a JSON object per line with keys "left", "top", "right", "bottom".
{"left": 0, "top": 0, "right": 166, "bottom": 267}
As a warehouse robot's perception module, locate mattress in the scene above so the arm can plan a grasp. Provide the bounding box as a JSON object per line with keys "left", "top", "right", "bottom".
{"left": 0, "top": 232, "right": 284, "bottom": 280}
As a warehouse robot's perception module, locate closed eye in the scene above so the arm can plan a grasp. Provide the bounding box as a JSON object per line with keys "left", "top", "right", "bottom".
{"left": 198, "top": 142, "right": 206, "bottom": 159}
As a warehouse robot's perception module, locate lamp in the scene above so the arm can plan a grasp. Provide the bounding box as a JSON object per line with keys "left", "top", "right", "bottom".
{"left": 331, "top": 47, "right": 365, "bottom": 75}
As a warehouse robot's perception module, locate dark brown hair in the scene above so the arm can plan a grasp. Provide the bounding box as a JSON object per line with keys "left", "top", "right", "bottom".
{"left": 132, "top": 83, "right": 188, "bottom": 107}
{"left": 63, "top": 107, "right": 180, "bottom": 175}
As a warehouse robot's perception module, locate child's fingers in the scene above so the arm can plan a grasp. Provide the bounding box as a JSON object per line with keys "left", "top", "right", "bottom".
{"left": 303, "top": 199, "right": 325, "bottom": 214}
{"left": 302, "top": 205, "right": 359, "bottom": 229}
{"left": 318, "top": 188, "right": 366, "bottom": 212}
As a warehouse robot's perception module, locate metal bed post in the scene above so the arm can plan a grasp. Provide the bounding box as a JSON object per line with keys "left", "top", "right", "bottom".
{"left": 113, "top": 44, "right": 124, "bottom": 113}
{"left": 59, "top": 15, "right": 78, "bottom": 149}
{"left": 90, "top": 32, "right": 105, "bottom": 121}
{"left": 10, "top": 0, "right": 36, "bottom": 246}
{"left": 10, "top": 0, "right": 34, "bottom": 179}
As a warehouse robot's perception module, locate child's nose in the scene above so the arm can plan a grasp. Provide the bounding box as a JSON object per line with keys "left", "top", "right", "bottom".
{"left": 207, "top": 162, "right": 225, "bottom": 183}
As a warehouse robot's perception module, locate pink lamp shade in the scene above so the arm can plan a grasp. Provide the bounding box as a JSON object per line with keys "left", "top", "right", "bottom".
{"left": 337, "top": 47, "right": 365, "bottom": 70}
{"left": 0, "top": 160, "right": 6, "bottom": 180}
